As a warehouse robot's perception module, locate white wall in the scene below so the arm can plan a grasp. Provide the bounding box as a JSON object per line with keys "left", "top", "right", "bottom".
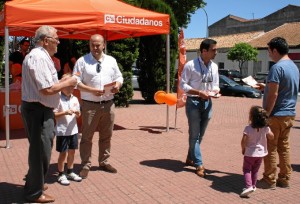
{"left": 186, "top": 48, "right": 300, "bottom": 77}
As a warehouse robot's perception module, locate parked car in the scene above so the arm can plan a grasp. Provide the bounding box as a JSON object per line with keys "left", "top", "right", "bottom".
{"left": 254, "top": 72, "right": 269, "bottom": 83}
{"left": 218, "top": 69, "right": 242, "bottom": 83}
{"left": 219, "top": 75, "right": 262, "bottom": 98}
{"left": 132, "top": 67, "right": 140, "bottom": 90}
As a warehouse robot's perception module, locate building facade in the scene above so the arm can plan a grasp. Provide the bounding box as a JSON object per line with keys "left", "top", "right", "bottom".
{"left": 185, "top": 5, "right": 300, "bottom": 77}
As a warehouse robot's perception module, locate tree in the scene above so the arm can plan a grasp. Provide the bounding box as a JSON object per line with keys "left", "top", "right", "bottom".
{"left": 135, "top": 0, "right": 178, "bottom": 103}
{"left": 107, "top": 38, "right": 139, "bottom": 107}
{"left": 227, "top": 43, "right": 258, "bottom": 76}
{"left": 161, "top": 0, "right": 206, "bottom": 28}
{"left": 127, "top": 0, "right": 206, "bottom": 28}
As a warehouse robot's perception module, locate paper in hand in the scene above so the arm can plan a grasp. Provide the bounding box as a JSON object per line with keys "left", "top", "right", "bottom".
{"left": 242, "top": 76, "right": 258, "bottom": 87}
{"left": 208, "top": 91, "right": 221, "bottom": 98}
{"left": 104, "top": 81, "right": 116, "bottom": 95}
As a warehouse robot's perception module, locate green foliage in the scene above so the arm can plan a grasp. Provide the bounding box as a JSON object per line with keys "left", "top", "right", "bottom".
{"left": 162, "top": 0, "right": 206, "bottom": 28}
{"left": 0, "top": 0, "right": 5, "bottom": 10}
{"left": 227, "top": 43, "right": 258, "bottom": 75}
{"left": 127, "top": 0, "right": 206, "bottom": 28}
{"left": 136, "top": 0, "right": 178, "bottom": 103}
{"left": 107, "top": 38, "right": 139, "bottom": 107}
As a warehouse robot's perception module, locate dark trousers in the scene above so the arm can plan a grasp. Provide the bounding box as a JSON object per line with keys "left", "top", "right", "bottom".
{"left": 21, "top": 101, "right": 55, "bottom": 200}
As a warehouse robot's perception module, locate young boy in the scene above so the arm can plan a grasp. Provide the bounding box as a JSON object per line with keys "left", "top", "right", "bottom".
{"left": 54, "top": 73, "right": 82, "bottom": 185}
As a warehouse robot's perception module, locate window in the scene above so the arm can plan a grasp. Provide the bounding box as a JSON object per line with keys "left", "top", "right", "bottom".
{"left": 218, "top": 62, "right": 224, "bottom": 69}
{"left": 253, "top": 61, "right": 262, "bottom": 74}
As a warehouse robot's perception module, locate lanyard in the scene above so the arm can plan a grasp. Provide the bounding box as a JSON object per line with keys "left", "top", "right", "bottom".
{"left": 198, "top": 57, "right": 213, "bottom": 83}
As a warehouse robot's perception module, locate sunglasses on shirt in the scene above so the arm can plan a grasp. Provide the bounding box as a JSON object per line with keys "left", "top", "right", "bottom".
{"left": 96, "top": 62, "right": 101, "bottom": 73}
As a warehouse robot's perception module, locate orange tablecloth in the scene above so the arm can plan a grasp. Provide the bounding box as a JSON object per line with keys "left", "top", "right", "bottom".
{"left": 0, "top": 89, "right": 82, "bottom": 130}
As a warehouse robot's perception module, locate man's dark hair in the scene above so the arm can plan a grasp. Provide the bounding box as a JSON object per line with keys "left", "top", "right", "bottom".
{"left": 200, "top": 38, "right": 217, "bottom": 52}
{"left": 19, "top": 37, "right": 30, "bottom": 45}
{"left": 267, "top": 37, "right": 289, "bottom": 55}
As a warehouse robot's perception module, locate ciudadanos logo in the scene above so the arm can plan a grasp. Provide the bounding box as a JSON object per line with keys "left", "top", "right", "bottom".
{"left": 104, "top": 14, "right": 163, "bottom": 27}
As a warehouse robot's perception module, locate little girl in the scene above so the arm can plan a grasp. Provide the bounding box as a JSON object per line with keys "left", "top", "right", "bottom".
{"left": 240, "top": 106, "right": 274, "bottom": 197}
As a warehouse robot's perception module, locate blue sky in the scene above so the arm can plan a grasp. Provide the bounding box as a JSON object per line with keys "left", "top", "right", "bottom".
{"left": 184, "top": 0, "right": 300, "bottom": 39}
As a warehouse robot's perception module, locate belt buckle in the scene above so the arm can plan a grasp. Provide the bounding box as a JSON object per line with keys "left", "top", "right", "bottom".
{"left": 99, "top": 100, "right": 108, "bottom": 104}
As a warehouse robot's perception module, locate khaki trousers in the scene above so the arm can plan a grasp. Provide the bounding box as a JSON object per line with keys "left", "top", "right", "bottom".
{"left": 263, "top": 116, "right": 294, "bottom": 184}
{"left": 80, "top": 100, "right": 115, "bottom": 169}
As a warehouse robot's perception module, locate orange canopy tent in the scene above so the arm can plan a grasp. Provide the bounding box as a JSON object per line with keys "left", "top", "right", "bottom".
{"left": 0, "top": 0, "right": 171, "bottom": 147}
{"left": 0, "top": 0, "right": 170, "bottom": 40}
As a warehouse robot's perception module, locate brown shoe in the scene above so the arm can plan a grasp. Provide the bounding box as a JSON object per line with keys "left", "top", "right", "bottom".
{"left": 256, "top": 178, "right": 276, "bottom": 190}
{"left": 99, "top": 164, "right": 117, "bottom": 173}
{"left": 196, "top": 166, "right": 205, "bottom": 178}
{"left": 185, "top": 159, "right": 194, "bottom": 167}
{"left": 27, "top": 193, "right": 55, "bottom": 203}
{"left": 276, "top": 178, "right": 290, "bottom": 188}
{"left": 43, "top": 184, "right": 48, "bottom": 191}
{"left": 79, "top": 168, "right": 90, "bottom": 179}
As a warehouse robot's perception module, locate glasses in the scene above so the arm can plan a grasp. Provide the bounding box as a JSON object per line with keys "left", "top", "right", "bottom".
{"left": 46, "top": 36, "right": 60, "bottom": 43}
{"left": 96, "top": 62, "right": 101, "bottom": 73}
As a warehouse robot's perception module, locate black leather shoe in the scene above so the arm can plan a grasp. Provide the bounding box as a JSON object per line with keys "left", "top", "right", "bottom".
{"left": 99, "top": 164, "right": 117, "bottom": 173}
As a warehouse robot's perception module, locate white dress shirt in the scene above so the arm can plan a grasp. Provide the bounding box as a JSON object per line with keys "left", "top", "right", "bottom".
{"left": 180, "top": 57, "right": 219, "bottom": 97}
{"left": 73, "top": 52, "right": 123, "bottom": 102}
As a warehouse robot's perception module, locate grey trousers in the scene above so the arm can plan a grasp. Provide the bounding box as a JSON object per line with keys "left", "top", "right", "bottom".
{"left": 21, "top": 101, "right": 55, "bottom": 200}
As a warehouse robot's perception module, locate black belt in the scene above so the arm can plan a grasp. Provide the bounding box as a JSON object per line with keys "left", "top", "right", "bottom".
{"left": 82, "top": 99, "right": 113, "bottom": 104}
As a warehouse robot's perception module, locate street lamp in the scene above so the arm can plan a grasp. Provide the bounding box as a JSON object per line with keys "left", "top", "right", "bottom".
{"left": 201, "top": 8, "right": 208, "bottom": 38}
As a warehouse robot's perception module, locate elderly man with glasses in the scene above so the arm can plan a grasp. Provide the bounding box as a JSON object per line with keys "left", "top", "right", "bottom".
{"left": 73, "top": 34, "right": 123, "bottom": 179}
{"left": 21, "top": 25, "right": 77, "bottom": 203}
{"left": 180, "top": 38, "right": 220, "bottom": 178}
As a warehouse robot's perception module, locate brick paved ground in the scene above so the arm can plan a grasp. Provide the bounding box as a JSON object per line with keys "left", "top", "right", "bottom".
{"left": 1, "top": 91, "right": 300, "bottom": 203}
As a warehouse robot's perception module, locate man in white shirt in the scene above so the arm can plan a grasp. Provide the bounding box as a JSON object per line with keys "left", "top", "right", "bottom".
{"left": 73, "top": 34, "right": 123, "bottom": 178}
{"left": 180, "top": 38, "right": 219, "bottom": 178}
{"left": 21, "top": 25, "right": 77, "bottom": 203}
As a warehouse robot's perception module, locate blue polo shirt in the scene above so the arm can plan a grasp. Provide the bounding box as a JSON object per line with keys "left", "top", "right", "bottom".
{"left": 263, "top": 59, "right": 299, "bottom": 116}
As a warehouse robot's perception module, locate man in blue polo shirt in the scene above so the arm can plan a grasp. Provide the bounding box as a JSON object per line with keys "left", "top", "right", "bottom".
{"left": 257, "top": 37, "right": 299, "bottom": 190}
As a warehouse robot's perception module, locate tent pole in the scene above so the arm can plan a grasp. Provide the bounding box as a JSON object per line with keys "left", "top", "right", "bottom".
{"left": 166, "top": 34, "right": 170, "bottom": 132}
{"left": 4, "top": 26, "right": 11, "bottom": 148}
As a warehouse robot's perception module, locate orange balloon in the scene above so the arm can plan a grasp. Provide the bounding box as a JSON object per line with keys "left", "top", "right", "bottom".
{"left": 164, "top": 93, "right": 177, "bottom": 106}
{"left": 154, "top": 90, "right": 166, "bottom": 104}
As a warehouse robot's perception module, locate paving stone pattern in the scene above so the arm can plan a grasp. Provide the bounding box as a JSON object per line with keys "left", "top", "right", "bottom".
{"left": 1, "top": 91, "right": 300, "bottom": 203}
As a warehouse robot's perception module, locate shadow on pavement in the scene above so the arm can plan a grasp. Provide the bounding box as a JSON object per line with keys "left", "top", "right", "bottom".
{"left": 139, "top": 126, "right": 176, "bottom": 134}
{"left": 140, "top": 159, "right": 244, "bottom": 195}
{"left": 292, "top": 164, "right": 300, "bottom": 172}
{"left": 129, "top": 99, "right": 146, "bottom": 105}
{"left": 114, "top": 124, "right": 176, "bottom": 134}
{"left": 0, "top": 182, "right": 25, "bottom": 203}
{"left": 140, "top": 159, "right": 186, "bottom": 173}
{"left": 205, "top": 169, "right": 244, "bottom": 195}
{"left": 47, "top": 163, "right": 84, "bottom": 184}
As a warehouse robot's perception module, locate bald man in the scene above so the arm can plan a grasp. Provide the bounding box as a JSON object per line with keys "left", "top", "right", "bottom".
{"left": 73, "top": 34, "right": 123, "bottom": 178}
